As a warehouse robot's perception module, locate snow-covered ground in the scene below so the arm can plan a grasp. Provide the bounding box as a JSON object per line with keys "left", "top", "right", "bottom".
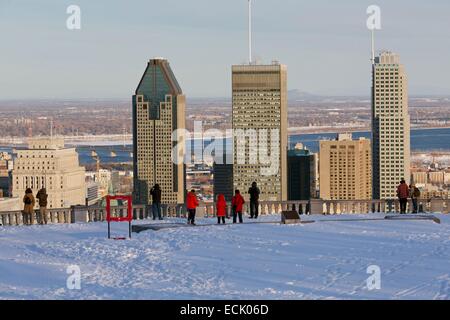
{"left": 1, "top": 214, "right": 450, "bottom": 300}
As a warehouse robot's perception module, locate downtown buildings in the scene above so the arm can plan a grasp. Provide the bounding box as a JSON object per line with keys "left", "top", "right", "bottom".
{"left": 12, "top": 137, "right": 86, "bottom": 209}
{"left": 133, "top": 58, "right": 186, "bottom": 205}
{"left": 0, "top": 152, "right": 13, "bottom": 197}
{"left": 287, "top": 143, "right": 317, "bottom": 201}
{"left": 319, "top": 134, "right": 372, "bottom": 201}
{"left": 231, "top": 63, "right": 288, "bottom": 201}
{"left": 372, "top": 52, "right": 411, "bottom": 200}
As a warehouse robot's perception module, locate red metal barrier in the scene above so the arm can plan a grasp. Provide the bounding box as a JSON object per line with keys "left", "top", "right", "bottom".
{"left": 106, "top": 195, "right": 133, "bottom": 239}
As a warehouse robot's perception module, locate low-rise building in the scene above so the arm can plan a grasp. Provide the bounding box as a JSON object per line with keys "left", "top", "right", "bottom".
{"left": 12, "top": 137, "right": 86, "bottom": 209}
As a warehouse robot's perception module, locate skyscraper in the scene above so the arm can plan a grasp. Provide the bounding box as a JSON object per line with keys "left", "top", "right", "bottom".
{"left": 287, "top": 144, "right": 316, "bottom": 201}
{"left": 213, "top": 161, "right": 234, "bottom": 202}
{"left": 133, "top": 58, "right": 186, "bottom": 205}
{"left": 319, "top": 134, "right": 372, "bottom": 200}
{"left": 231, "top": 63, "right": 288, "bottom": 201}
{"left": 372, "top": 52, "right": 411, "bottom": 200}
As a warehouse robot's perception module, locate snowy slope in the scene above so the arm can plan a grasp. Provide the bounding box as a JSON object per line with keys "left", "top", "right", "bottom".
{"left": 1, "top": 214, "right": 450, "bottom": 300}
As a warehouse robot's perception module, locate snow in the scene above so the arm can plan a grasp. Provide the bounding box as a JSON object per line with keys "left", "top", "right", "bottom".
{"left": 1, "top": 214, "right": 450, "bottom": 300}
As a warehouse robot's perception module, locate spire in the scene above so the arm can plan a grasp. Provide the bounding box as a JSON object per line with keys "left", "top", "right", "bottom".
{"left": 248, "top": 0, "right": 252, "bottom": 64}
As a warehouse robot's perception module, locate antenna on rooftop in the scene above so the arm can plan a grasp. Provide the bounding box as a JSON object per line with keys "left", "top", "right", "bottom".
{"left": 371, "top": 28, "right": 375, "bottom": 65}
{"left": 248, "top": 0, "right": 253, "bottom": 64}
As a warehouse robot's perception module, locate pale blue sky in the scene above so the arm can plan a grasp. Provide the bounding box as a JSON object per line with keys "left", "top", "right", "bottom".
{"left": 1, "top": 0, "right": 449, "bottom": 99}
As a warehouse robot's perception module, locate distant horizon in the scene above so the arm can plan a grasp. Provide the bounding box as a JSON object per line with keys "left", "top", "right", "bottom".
{"left": 1, "top": 1, "right": 450, "bottom": 99}
{"left": 1, "top": 92, "right": 450, "bottom": 103}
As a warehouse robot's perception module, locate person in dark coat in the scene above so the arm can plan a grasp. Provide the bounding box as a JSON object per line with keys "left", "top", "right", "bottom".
{"left": 22, "top": 188, "right": 35, "bottom": 225}
{"left": 232, "top": 190, "right": 245, "bottom": 224}
{"left": 150, "top": 184, "right": 162, "bottom": 220}
{"left": 216, "top": 194, "right": 227, "bottom": 224}
{"left": 186, "top": 189, "right": 199, "bottom": 225}
{"left": 36, "top": 187, "right": 48, "bottom": 225}
{"left": 397, "top": 179, "right": 409, "bottom": 214}
{"left": 248, "top": 182, "right": 260, "bottom": 219}
{"left": 410, "top": 184, "right": 421, "bottom": 214}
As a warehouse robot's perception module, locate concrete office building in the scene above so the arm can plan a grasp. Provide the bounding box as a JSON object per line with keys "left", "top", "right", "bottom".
{"left": 411, "top": 171, "right": 428, "bottom": 185}
{"left": 86, "top": 181, "right": 101, "bottom": 206}
{"left": 12, "top": 137, "right": 86, "bottom": 209}
{"left": 319, "top": 134, "right": 372, "bottom": 200}
{"left": 372, "top": 52, "right": 411, "bottom": 199}
{"left": 133, "top": 58, "right": 186, "bottom": 205}
{"left": 232, "top": 63, "right": 288, "bottom": 201}
{"left": 428, "top": 171, "right": 445, "bottom": 185}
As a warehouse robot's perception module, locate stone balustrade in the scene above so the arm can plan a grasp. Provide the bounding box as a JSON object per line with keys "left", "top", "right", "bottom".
{"left": 0, "top": 199, "right": 448, "bottom": 227}
{"left": 0, "top": 208, "right": 72, "bottom": 226}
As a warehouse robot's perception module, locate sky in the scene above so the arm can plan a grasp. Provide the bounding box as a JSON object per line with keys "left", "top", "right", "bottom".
{"left": 1, "top": 0, "right": 450, "bottom": 99}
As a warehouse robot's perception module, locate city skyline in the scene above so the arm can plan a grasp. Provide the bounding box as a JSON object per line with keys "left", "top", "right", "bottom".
{"left": 1, "top": 0, "right": 450, "bottom": 99}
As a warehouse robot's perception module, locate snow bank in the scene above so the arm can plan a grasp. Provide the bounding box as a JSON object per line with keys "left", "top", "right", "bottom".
{"left": 1, "top": 214, "right": 449, "bottom": 300}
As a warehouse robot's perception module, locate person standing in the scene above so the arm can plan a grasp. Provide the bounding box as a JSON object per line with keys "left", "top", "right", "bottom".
{"left": 216, "top": 194, "right": 227, "bottom": 224}
{"left": 22, "top": 188, "right": 35, "bottom": 225}
{"left": 186, "top": 189, "right": 199, "bottom": 225}
{"left": 36, "top": 187, "right": 48, "bottom": 225}
{"left": 397, "top": 179, "right": 409, "bottom": 214}
{"left": 232, "top": 190, "right": 245, "bottom": 224}
{"left": 248, "top": 182, "right": 260, "bottom": 219}
{"left": 410, "top": 184, "right": 421, "bottom": 214}
{"left": 150, "top": 184, "right": 162, "bottom": 220}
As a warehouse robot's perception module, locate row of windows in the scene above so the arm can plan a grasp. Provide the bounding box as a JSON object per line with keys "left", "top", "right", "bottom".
{"left": 16, "top": 167, "right": 56, "bottom": 170}
{"left": 18, "top": 154, "right": 54, "bottom": 158}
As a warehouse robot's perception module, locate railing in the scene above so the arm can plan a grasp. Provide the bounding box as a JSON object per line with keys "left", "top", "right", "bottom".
{"left": 180, "top": 201, "right": 311, "bottom": 218}
{"left": 0, "top": 199, "right": 448, "bottom": 227}
{"left": 0, "top": 208, "right": 72, "bottom": 226}
{"left": 313, "top": 199, "right": 450, "bottom": 215}
{"left": 154, "top": 199, "right": 449, "bottom": 218}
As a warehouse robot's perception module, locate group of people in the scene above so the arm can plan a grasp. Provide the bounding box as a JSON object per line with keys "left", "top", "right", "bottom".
{"left": 21, "top": 187, "right": 48, "bottom": 225}
{"left": 21, "top": 179, "right": 419, "bottom": 227}
{"left": 186, "top": 187, "right": 248, "bottom": 226}
{"left": 187, "top": 181, "right": 260, "bottom": 225}
{"left": 397, "top": 179, "right": 421, "bottom": 214}
{"left": 149, "top": 182, "right": 262, "bottom": 226}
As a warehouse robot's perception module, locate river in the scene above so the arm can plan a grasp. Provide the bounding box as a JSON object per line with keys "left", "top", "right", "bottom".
{"left": 1, "top": 128, "right": 449, "bottom": 165}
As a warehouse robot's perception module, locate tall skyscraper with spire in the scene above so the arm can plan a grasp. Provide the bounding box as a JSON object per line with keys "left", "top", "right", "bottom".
{"left": 372, "top": 52, "right": 411, "bottom": 199}
{"left": 232, "top": 63, "right": 288, "bottom": 201}
{"left": 132, "top": 58, "right": 186, "bottom": 205}
{"left": 231, "top": 0, "right": 287, "bottom": 201}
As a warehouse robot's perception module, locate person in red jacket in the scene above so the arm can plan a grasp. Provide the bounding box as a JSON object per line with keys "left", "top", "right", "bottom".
{"left": 231, "top": 190, "right": 245, "bottom": 224}
{"left": 397, "top": 179, "right": 409, "bottom": 214}
{"left": 216, "top": 194, "right": 227, "bottom": 224}
{"left": 186, "top": 189, "right": 199, "bottom": 225}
